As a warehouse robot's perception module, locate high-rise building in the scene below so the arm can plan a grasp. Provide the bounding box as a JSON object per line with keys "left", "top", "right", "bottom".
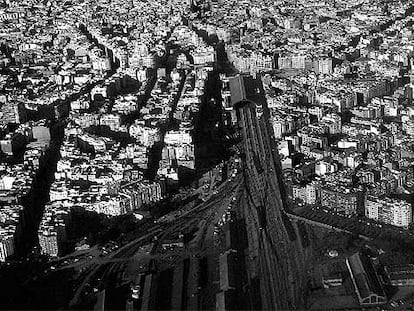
{"left": 366, "top": 196, "right": 412, "bottom": 227}
{"left": 320, "top": 187, "right": 365, "bottom": 216}
{"left": 0, "top": 233, "right": 14, "bottom": 262}
{"left": 38, "top": 230, "right": 59, "bottom": 257}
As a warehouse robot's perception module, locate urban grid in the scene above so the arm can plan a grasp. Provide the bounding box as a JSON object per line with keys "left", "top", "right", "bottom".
{"left": 1, "top": 0, "right": 414, "bottom": 309}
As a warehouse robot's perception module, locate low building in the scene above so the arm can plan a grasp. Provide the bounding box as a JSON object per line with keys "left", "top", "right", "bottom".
{"left": 385, "top": 265, "right": 414, "bottom": 286}
{"left": 346, "top": 253, "right": 386, "bottom": 307}
{"left": 321, "top": 261, "right": 344, "bottom": 288}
